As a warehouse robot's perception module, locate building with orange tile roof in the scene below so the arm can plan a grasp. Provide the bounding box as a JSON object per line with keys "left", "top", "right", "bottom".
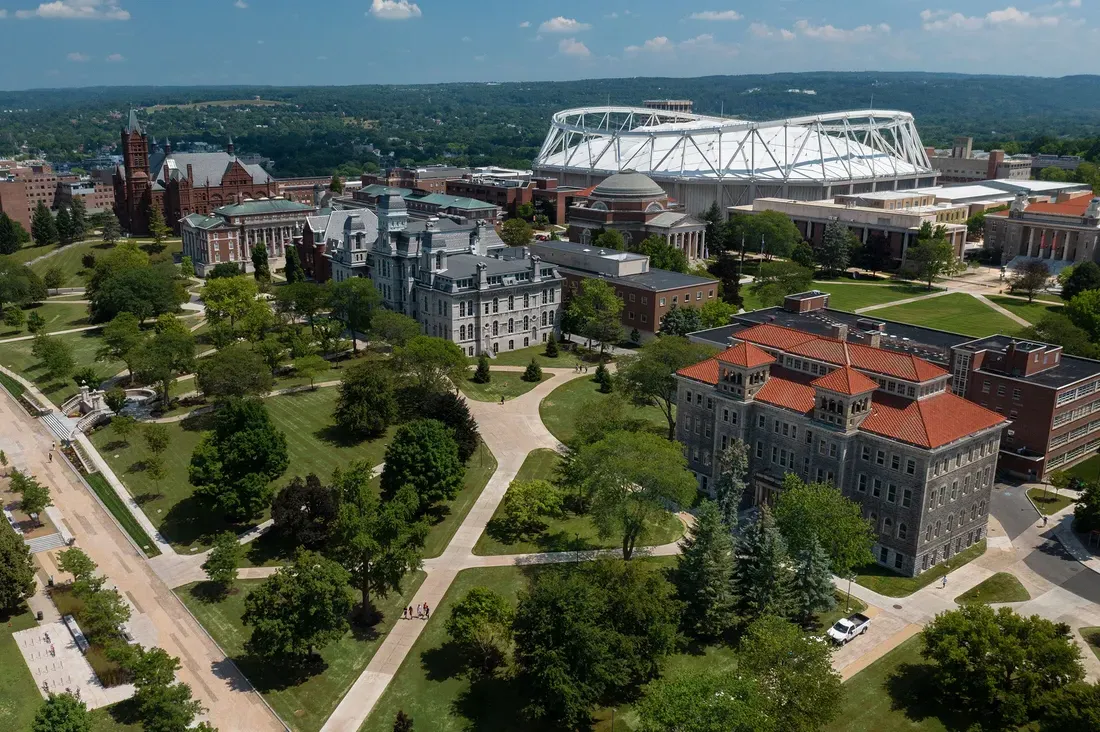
{"left": 675, "top": 295, "right": 1009, "bottom": 578}
{"left": 985, "top": 190, "right": 1100, "bottom": 272}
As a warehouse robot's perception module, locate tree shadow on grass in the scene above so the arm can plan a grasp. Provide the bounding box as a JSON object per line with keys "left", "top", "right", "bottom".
{"left": 313, "top": 423, "right": 369, "bottom": 448}
{"left": 244, "top": 530, "right": 297, "bottom": 567}
{"left": 159, "top": 493, "right": 246, "bottom": 548}
{"left": 132, "top": 491, "right": 163, "bottom": 507}
{"left": 100, "top": 697, "right": 142, "bottom": 726}
{"left": 187, "top": 580, "right": 229, "bottom": 605}
{"left": 180, "top": 410, "right": 217, "bottom": 432}
{"left": 885, "top": 662, "right": 975, "bottom": 731}
{"left": 234, "top": 652, "right": 328, "bottom": 693}
{"left": 535, "top": 529, "right": 599, "bottom": 553}
{"left": 419, "top": 646, "right": 541, "bottom": 732}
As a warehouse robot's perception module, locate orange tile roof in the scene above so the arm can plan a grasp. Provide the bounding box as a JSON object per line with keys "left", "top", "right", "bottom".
{"left": 1025, "top": 196, "right": 1095, "bottom": 216}
{"left": 756, "top": 376, "right": 817, "bottom": 414}
{"left": 862, "top": 392, "right": 1007, "bottom": 449}
{"left": 812, "top": 366, "right": 879, "bottom": 395}
{"left": 717, "top": 342, "right": 776, "bottom": 368}
{"left": 734, "top": 323, "right": 949, "bottom": 382}
{"left": 677, "top": 357, "right": 719, "bottom": 385}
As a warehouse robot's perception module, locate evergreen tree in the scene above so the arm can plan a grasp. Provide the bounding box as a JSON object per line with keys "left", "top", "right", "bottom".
{"left": 329, "top": 173, "right": 344, "bottom": 193}
{"left": 251, "top": 243, "right": 270, "bottom": 283}
{"left": 473, "top": 353, "right": 491, "bottom": 383}
{"left": 31, "top": 202, "right": 57, "bottom": 247}
{"left": 180, "top": 255, "right": 194, "bottom": 277}
{"left": 148, "top": 204, "right": 171, "bottom": 244}
{"left": 595, "top": 361, "right": 612, "bottom": 393}
{"left": 421, "top": 391, "right": 480, "bottom": 462}
{"left": 69, "top": 197, "right": 86, "bottom": 241}
{"left": 100, "top": 212, "right": 120, "bottom": 244}
{"left": 522, "top": 358, "right": 542, "bottom": 383}
{"left": 544, "top": 332, "right": 559, "bottom": 357}
{"left": 734, "top": 506, "right": 794, "bottom": 622}
{"left": 284, "top": 243, "right": 305, "bottom": 284}
{"left": 817, "top": 220, "right": 852, "bottom": 276}
{"left": 0, "top": 213, "right": 21, "bottom": 254}
{"left": 671, "top": 500, "right": 737, "bottom": 640}
{"left": 56, "top": 206, "right": 73, "bottom": 245}
{"left": 714, "top": 440, "right": 749, "bottom": 530}
{"left": 790, "top": 536, "right": 836, "bottom": 624}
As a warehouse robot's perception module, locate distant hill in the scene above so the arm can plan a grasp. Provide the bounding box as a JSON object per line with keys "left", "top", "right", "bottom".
{"left": 3, "top": 72, "right": 1099, "bottom": 177}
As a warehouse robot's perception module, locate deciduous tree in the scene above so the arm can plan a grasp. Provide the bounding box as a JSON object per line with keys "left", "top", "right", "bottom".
{"left": 380, "top": 419, "right": 465, "bottom": 509}
{"left": 698, "top": 298, "right": 737, "bottom": 328}
{"left": 32, "top": 692, "right": 91, "bottom": 732}
{"left": 33, "top": 333, "right": 75, "bottom": 380}
{"left": 616, "top": 336, "right": 716, "bottom": 440}
{"left": 393, "top": 335, "right": 468, "bottom": 394}
{"left": 659, "top": 305, "right": 703, "bottom": 337}
{"left": 500, "top": 218, "right": 533, "bottom": 246}
{"left": 445, "top": 586, "right": 514, "bottom": 675}
{"left": 1061, "top": 261, "right": 1100, "bottom": 301}
{"left": 906, "top": 222, "right": 962, "bottom": 290}
{"left": 774, "top": 474, "right": 875, "bottom": 576}
{"left": 132, "top": 324, "right": 195, "bottom": 408}
{"left": 369, "top": 310, "right": 421, "bottom": 348}
{"left": 633, "top": 235, "right": 689, "bottom": 273}
{"left": 89, "top": 264, "right": 185, "bottom": 324}
{"left": 638, "top": 666, "right": 773, "bottom": 732}
{"left": 329, "top": 277, "right": 381, "bottom": 353}
{"left": 567, "top": 278, "right": 623, "bottom": 353}
{"left": 1010, "top": 259, "right": 1052, "bottom": 302}
{"left": 491, "top": 479, "right": 563, "bottom": 542}
{"left": 292, "top": 353, "right": 328, "bottom": 388}
{"left": 333, "top": 361, "right": 398, "bottom": 438}
{"left": 749, "top": 260, "right": 814, "bottom": 307}
{"left": 272, "top": 474, "right": 338, "bottom": 549}
{"left": 0, "top": 523, "right": 36, "bottom": 613}
{"left": 97, "top": 311, "right": 145, "bottom": 382}
{"left": 202, "top": 531, "right": 242, "bottom": 592}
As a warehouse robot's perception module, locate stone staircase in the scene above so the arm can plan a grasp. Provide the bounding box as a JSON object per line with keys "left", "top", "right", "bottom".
{"left": 26, "top": 532, "right": 67, "bottom": 554}
{"left": 40, "top": 411, "right": 78, "bottom": 442}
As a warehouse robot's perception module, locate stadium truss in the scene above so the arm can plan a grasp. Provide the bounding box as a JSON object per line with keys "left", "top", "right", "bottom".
{"left": 533, "top": 106, "right": 938, "bottom": 211}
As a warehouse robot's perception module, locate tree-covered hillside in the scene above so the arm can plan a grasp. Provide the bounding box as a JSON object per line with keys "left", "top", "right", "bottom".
{"left": 3, "top": 72, "right": 1100, "bottom": 177}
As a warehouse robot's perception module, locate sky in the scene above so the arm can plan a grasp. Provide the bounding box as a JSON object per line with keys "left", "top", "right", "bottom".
{"left": 1, "top": 0, "right": 1099, "bottom": 89}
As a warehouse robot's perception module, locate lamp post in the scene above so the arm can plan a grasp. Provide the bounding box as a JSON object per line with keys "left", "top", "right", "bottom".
{"left": 846, "top": 574, "right": 854, "bottom": 612}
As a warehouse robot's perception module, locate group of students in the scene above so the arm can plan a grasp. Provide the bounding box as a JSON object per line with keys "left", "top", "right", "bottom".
{"left": 402, "top": 603, "right": 430, "bottom": 620}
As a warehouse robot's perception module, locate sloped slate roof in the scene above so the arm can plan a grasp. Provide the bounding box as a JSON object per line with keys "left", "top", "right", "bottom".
{"left": 148, "top": 151, "right": 272, "bottom": 190}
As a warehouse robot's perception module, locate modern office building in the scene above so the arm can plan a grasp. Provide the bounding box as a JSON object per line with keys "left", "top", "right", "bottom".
{"left": 926, "top": 137, "right": 1032, "bottom": 183}
{"left": 676, "top": 292, "right": 1007, "bottom": 576}
{"left": 530, "top": 239, "right": 720, "bottom": 337}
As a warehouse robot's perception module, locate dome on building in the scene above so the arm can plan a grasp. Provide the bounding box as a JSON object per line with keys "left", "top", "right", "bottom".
{"left": 590, "top": 171, "right": 666, "bottom": 200}
{"left": 343, "top": 214, "right": 366, "bottom": 231}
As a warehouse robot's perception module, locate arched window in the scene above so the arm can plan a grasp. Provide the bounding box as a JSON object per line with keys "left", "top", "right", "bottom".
{"left": 492, "top": 321, "right": 498, "bottom": 336}
{"left": 898, "top": 523, "right": 908, "bottom": 540}
{"left": 970, "top": 504, "right": 977, "bottom": 521}
{"left": 979, "top": 500, "right": 986, "bottom": 515}
{"left": 508, "top": 295, "right": 514, "bottom": 310}
{"left": 883, "top": 517, "right": 893, "bottom": 534}
{"left": 460, "top": 325, "right": 466, "bottom": 340}
{"left": 935, "top": 520, "right": 942, "bottom": 537}
{"left": 868, "top": 511, "right": 877, "bottom": 527}
{"left": 590, "top": 201, "right": 608, "bottom": 211}
{"left": 524, "top": 337, "right": 529, "bottom": 347}
{"left": 645, "top": 201, "right": 664, "bottom": 213}
{"left": 947, "top": 514, "right": 955, "bottom": 531}
{"left": 580, "top": 228, "right": 592, "bottom": 244}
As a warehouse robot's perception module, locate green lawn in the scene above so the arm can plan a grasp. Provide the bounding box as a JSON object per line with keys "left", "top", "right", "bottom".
{"left": 177, "top": 572, "right": 426, "bottom": 732}
{"left": 1080, "top": 627, "right": 1100, "bottom": 662}
{"left": 0, "top": 302, "right": 90, "bottom": 338}
{"left": 538, "top": 374, "right": 670, "bottom": 445}
{"left": 25, "top": 237, "right": 182, "bottom": 288}
{"left": 89, "top": 388, "right": 398, "bottom": 551}
{"left": 1066, "top": 452, "right": 1100, "bottom": 483}
{"left": 811, "top": 282, "right": 939, "bottom": 312}
{"left": 869, "top": 294, "right": 1025, "bottom": 338}
{"left": 8, "top": 241, "right": 55, "bottom": 266}
{"left": 474, "top": 342, "right": 597, "bottom": 368}
{"left": 823, "top": 635, "right": 950, "bottom": 732}
{"left": 954, "top": 572, "right": 1030, "bottom": 604}
{"left": 1027, "top": 487, "right": 1075, "bottom": 515}
{"left": 423, "top": 441, "right": 497, "bottom": 558}
{"left": 0, "top": 607, "right": 42, "bottom": 732}
{"left": 854, "top": 540, "right": 987, "bottom": 598}
{"left": 474, "top": 448, "right": 684, "bottom": 556}
{"left": 84, "top": 472, "right": 161, "bottom": 558}
{"left": 0, "top": 329, "right": 120, "bottom": 405}
{"left": 986, "top": 295, "right": 1062, "bottom": 326}
{"left": 458, "top": 371, "right": 552, "bottom": 402}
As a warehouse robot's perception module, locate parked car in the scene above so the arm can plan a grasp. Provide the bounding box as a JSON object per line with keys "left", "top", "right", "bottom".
{"left": 826, "top": 612, "right": 871, "bottom": 644}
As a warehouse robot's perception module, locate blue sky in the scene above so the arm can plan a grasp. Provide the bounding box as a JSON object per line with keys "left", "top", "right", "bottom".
{"left": 1, "top": 0, "right": 1098, "bottom": 89}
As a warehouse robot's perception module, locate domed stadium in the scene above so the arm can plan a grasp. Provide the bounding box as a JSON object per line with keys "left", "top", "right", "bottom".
{"left": 533, "top": 106, "right": 939, "bottom": 215}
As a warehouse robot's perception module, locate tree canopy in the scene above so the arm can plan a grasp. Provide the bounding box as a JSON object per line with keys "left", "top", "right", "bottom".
{"left": 616, "top": 335, "right": 716, "bottom": 439}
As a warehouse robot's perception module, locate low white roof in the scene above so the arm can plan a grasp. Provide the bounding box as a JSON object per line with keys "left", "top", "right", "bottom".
{"left": 912, "top": 185, "right": 1015, "bottom": 202}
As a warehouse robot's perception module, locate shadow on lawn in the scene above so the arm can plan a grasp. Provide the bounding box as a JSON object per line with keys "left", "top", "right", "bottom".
{"left": 886, "top": 662, "right": 975, "bottom": 731}
{"left": 159, "top": 493, "right": 250, "bottom": 548}
{"left": 421, "top": 641, "right": 536, "bottom": 732}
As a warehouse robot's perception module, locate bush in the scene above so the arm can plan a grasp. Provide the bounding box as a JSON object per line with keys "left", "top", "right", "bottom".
{"left": 545, "top": 333, "right": 559, "bottom": 358}
{"left": 595, "top": 362, "right": 613, "bottom": 393}
{"left": 522, "top": 359, "right": 543, "bottom": 383}
{"left": 473, "top": 353, "right": 491, "bottom": 384}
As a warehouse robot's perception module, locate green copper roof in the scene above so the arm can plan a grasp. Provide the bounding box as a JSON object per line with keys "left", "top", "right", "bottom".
{"left": 213, "top": 198, "right": 315, "bottom": 216}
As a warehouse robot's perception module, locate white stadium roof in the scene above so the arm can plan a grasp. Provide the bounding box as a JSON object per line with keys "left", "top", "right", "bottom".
{"left": 534, "top": 106, "right": 934, "bottom": 185}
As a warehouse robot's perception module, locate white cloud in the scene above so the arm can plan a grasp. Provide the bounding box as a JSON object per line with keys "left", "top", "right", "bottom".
{"left": 606, "top": 12, "right": 618, "bottom": 19}
{"left": 106, "top": 52, "right": 123, "bottom": 61}
{"left": 921, "top": 6, "right": 1060, "bottom": 31}
{"left": 17, "top": 1, "right": 130, "bottom": 20}
{"left": 540, "top": 16, "right": 590, "bottom": 33}
{"left": 557, "top": 37, "right": 591, "bottom": 57}
{"left": 626, "top": 36, "right": 674, "bottom": 53}
{"left": 66, "top": 51, "right": 89, "bottom": 61}
{"left": 367, "top": 0, "right": 421, "bottom": 20}
{"left": 0, "top": 9, "right": 7, "bottom": 17}
{"left": 518, "top": 20, "right": 529, "bottom": 28}
{"left": 461, "top": 35, "right": 471, "bottom": 42}
{"left": 792, "top": 19, "right": 890, "bottom": 41}
{"left": 688, "top": 10, "right": 743, "bottom": 21}
{"left": 234, "top": 0, "right": 247, "bottom": 8}
{"left": 749, "top": 22, "right": 795, "bottom": 40}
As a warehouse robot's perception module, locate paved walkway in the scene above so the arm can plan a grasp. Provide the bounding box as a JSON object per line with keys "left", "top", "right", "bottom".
{"left": 854, "top": 288, "right": 951, "bottom": 314}
{"left": 319, "top": 367, "right": 587, "bottom": 732}
{"left": 0, "top": 389, "right": 283, "bottom": 731}
{"left": 973, "top": 292, "right": 1031, "bottom": 328}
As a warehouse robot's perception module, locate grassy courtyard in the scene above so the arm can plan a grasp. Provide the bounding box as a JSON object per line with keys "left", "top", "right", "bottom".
{"left": 177, "top": 572, "right": 426, "bottom": 732}
{"left": 89, "top": 387, "right": 398, "bottom": 551}
{"left": 1027, "top": 487, "right": 1076, "bottom": 515}
{"left": 986, "top": 295, "right": 1062, "bottom": 325}
{"left": 0, "top": 302, "right": 90, "bottom": 338}
{"left": 854, "top": 540, "right": 987, "bottom": 598}
{"left": 955, "top": 572, "right": 1031, "bottom": 604}
{"left": 868, "top": 293, "right": 1025, "bottom": 338}
{"left": 1066, "top": 452, "right": 1100, "bottom": 483}
{"left": 0, "top": 329, "right": 121, "bottom": 404}
{"left": 458, "top": 370, "right": 552, "bottom": 403}
{"left": 810, "top": 281, "right": 938, "bottom": 312}
{"left": 1081, "top": 627, "right": 1100, "bottom": 662}
{"left": 474, "top": 341, "right": 599, "bottom": 369}
{"left": 0, "top": 607, "right": 42, "bottom": 732}
{"left": 474, "top": 449, "right": 684, "bottom": 556}
{"left": 27, "top": 237, "right": 182, "bottom": 289}
{"left": 538, "top": 374, "right": 670, "bottom": 445}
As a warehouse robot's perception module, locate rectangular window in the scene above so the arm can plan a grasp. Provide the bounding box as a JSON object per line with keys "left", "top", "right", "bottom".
{"left": 887, "top": 483, "right": 897, "bottom": 503}
{"left": 782, "top": 422, "right": 789, "bottom": 437}
{"left": 659, "top": 297, "right": 666, "bottom": 306}
{"left": 862, "top": 445, "right": 871, "bottom": 461}
{"left": 1012, "top": 388, "right": 1021, "bottom": 401}
{"left": 774, "top": 419, "right": 780, "bottom": 434}
{"left": 858, "top": 474, "right": 868, "bottom": 492}
{"left": 807, "top": 429, "right": 813, "bottom": 445}
{"left": 771, "top": 446, "right": 778, "bottom": 464}
{"left": 997, "top": 385, "right": 1006, "bottom": 397}
{"left": 829, "top": 443, "right": 838, "bottom": 458}
{"left": 755, "top": 441, "right": 764, "bottom": 459}
{"left": 982, "top": 380, "right": 990, "bottom": 394}
{"left": 891, "top": 455, "right": 900, "bottom": 471}
{"left": 818, "top": 439, "right": 827, "bottom": 455}
{"left": 902, "top": 488, "right": 912, "bottom": 508}
{"left": 906, "top": 458, "right": 916, "bottom": 475}
{"left": 876, "top": 450, "right": 886, "bottom": 466}
{"left": 723, "top": 409, "right": 729, "bottom": 423}
{"left": 758, "top": 415, "right": 766, "bottom": 428}
{"left": 872, "top": 478, "right": 882, "bottom": 498}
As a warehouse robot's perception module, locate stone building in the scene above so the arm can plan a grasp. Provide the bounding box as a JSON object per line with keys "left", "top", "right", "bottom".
{"left": 566, "top": 171, "right": 707, "bottom": 262}
{"left": 180, "top": 198, "right": 316, "bottom": 277}
{"left": 675, "top": 293, "right": 1007, "bottom": 576}
{"left": 368, "top": 193, "right": 564, "bottom": 356}
{"left": 986, "top": 192, "right": 1100, "bottom": 273}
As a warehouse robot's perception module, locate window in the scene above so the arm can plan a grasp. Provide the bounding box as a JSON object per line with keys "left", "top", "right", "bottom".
{"left": 872, "top": 478, "right": 882, "bottom": 498}
{"left": 982, "top": 380, "right": 990, "bottom": 394}
{"left": 807, "top": 430, "right": 814, "bottom": 445}
{"left": 883, "top": 517, "right": 893, "bottom": 534}
{"left": 887, "top": 483, "right": 897, "bottom": 503}
{"left": 997, "top": 385, "right": 1005, "bottom": 397}
{"left": 925, "top": 525, "right": 933, "bottom": 542}
{"left": 929, "top": 490, "right": 937, "bottom": 510}
{"left": 894, "top": 552, "right": 904, "bottom": 569}
{"left": 880, "top": 546, "right": 890, "bottom": 563}
{"left": 755, "top": 440, "right": 764, "bottom": 459}
{"left": 492, "top": 298, "right": 499, "bottom": 313}
{"left": 950, "top": 481, "right": 958, "bottom": 500}
{"left": 876, "top": 449, "right": 886, "bottom": 466}
{"left": 935, "top": 520, "right": 942, "bottom": 538}
{"left": 891, "top": 455, "right": 901, "bottom": 471}
{"left": 858, "top": 474, "right": 868, "bottom": 492}
{"left": 861, "top": 446, "right": 871, "bottom": 461}
{"left": 818, "top": 439, "right": 827, "bottom": 455}
{"left": 771, "top": 446, "right": 778, "bottom": 464}
{"left": 906, "top": 458, "right": 916, "bottom": 475}
{"left": 1012, "top": 388, "right": 1021, "bottom": 401}
{"left": 629, "top": 293, "right": 635, "bottom": 302}
{"left": 774, "top": 419, "right": 780, "bottom": 434}
{"left": 723, "top": 409, "right": 729, "bottom": 423}
{"left": 829, "top": 443, "right": 838, "bottom": 458}
{"left": 898, "top": 523, "right": 908, "bottom": 540}
{"left": 508, "top": 339, "right": 514, "bottom": 350}
{"left": 902, "top": 488, "right": 912, "bottom": 508}
{"left": 758, "top": 415, "right": 766, "bottom": 428}
{"left": 508, "top": 295, "right": 514, "bottom": 310}
{"left": 659, "top": 297, "right": 666, "bottom": 306}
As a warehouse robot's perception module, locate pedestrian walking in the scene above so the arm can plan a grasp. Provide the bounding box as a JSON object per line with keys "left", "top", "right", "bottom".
{"left": 424, "top": 603, "right": 430, "bottom": 619}
{"left": 402, "top": 607, "right": 407, "bottom": 620}
{"left": 499, "top": 395, "right": 505, "bottom": 405}
{"left": 1043, "top": 515, "right": 1049, "bottom": 527}
{"left": 941, "top": 575, "right": 948, "bottom": 589}
{"left": 408, "top": 605, "right": 413, "bottom": 618}
{"left": 48, "top": 451, "right": 53, "bottom": 462}
{"left": 416, "top": 604, "right": 423, "bottom": 619}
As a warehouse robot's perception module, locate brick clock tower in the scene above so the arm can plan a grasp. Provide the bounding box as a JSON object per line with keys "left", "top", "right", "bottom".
{"left": 118, "top": 109, "right": 151, "bottom": 234}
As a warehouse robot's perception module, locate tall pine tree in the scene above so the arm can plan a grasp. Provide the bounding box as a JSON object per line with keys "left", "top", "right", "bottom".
{"left": 733, "top": 506, "right": 794, "bottom": 622}
{"left": 251, "top": 243, "right": 270, "bottom": 283}
{"left": 148, "top": 204, "right": 171, "bottom": 244}
{"left": 56, "top": 206, "right": 73, "bottom": 245}
{"left": 69, "top": 197, "right": 87, "bottom": 241}
{"left": 671, "top": 500, "right": 737, "bottom": 640}
{"left": 284, "top": 243, "right": 305, "bottom": 283}
{"left": 0, "top": 213, "right": 20, "bottom": 254}
{"left": 30, "top": 202, "right": 57, "bottom": 247}
{"left": 790, "top": 536, "right": 836, "bottom": 624}
{"left": 714, "top": 440, "right": 749, "bottom": 531}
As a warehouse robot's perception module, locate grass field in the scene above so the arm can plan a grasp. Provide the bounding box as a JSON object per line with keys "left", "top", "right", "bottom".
{"left": 474, "top": 342, "right": 603, "bottom": 368}
{"left": 954, "top": 572, "right": 1030, "bottom": 604}
{"left": 811, "top": 281, "right": 939, "bottom": 312}
{"left": 0, "top": 329, "right": 120, "bottom": 404}
{"left": 1065, "top": 452, "right": 1100, "bottom": 483}
{"left": 0, "top": 607, "right": 42, "bottom": 732}
{"left": 177, "top": 572, "right": 425, "bottom": 732}
{"left": 458, "top": 371, "right": 552, "bottom": 402}
{"left": 854, "top": 540, "right": 986, "bottom": 598}
{"left": 89, "top": 388, "right": 398, "bottom": 551}
{"left": 27, "top": 237, "right": 183, "bottom": 288}
{"left": 822, "top": 635, "right": 951, "bottom": 732}
{"left": 1081, "top": 627, "right": 1100, "bottom": 662}
{"left": 986, "top": 295, "right": 1062, "bottom": 326}
{"left": 474, "top": 448, "right": 684, "bottom": 555}
{"left": 1027, "top": 487, "right": 1075, "bottom": 515}
{"left": 538, "top": 374, "right": 670, "bottom": 445}
{"left": 0, "top": 302, "right": 89, "bottom": 338}
{"left": 84, "top": 472, "right": 161, "bottom": 558}
{"left": 868, "top": 294, "right": 1025, "bottom": 338}
{"left": 423, "top": 441, "right": 496, "bottom": 558}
